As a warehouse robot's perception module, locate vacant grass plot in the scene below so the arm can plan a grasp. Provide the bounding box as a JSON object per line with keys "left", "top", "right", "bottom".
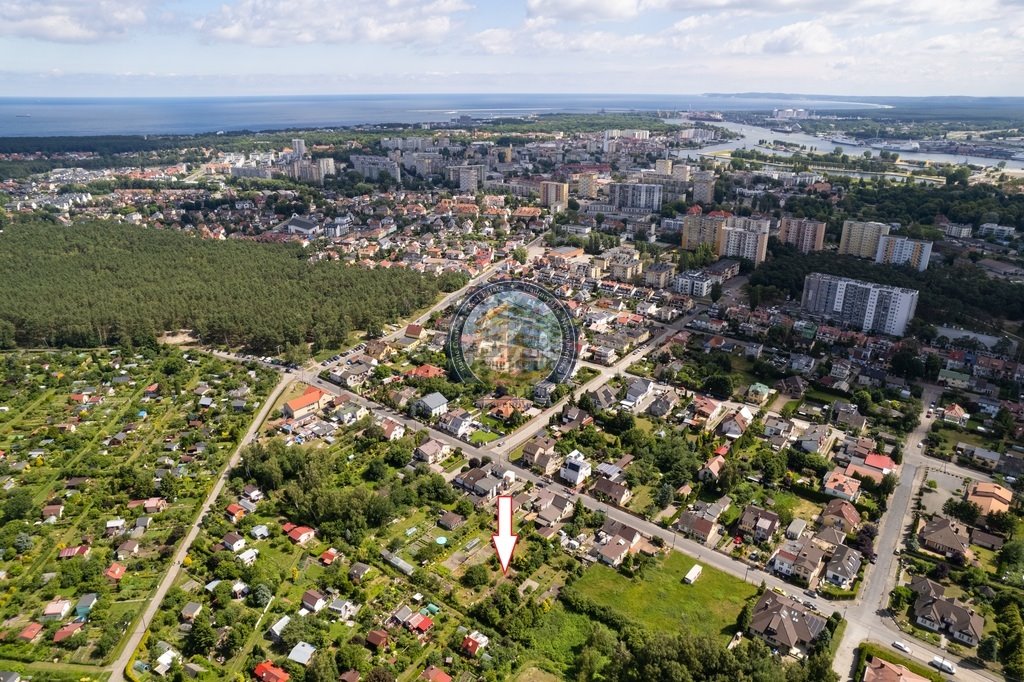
{"left": 574, "top": 551, "right": 756, "bottom": 640}
{"left": 528, "top": 603, "right": 595, "bottom": 674}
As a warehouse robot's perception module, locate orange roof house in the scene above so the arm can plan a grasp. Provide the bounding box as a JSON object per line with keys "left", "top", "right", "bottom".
{"left": 967, "top": 482, "right": 1012, "bottom": 517}
{"left": 105, "top": 562, "right": 126, "bottom": 581}
{"left": 282, "top": 386, "right": 328, "bottom": 420}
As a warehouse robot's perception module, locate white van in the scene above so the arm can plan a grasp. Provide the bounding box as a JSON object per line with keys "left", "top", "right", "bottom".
{"left": 930, "top": 656, "right": 956, "bottom": 674}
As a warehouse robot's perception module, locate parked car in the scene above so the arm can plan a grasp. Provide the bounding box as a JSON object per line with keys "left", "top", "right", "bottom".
{"left": 892, "top": 641, "right": 911, "bottom": 654}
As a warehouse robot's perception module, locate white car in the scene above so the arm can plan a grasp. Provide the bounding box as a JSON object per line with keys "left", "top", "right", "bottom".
{"left": 892, "top": 641, "right": 912, "bottom": 654}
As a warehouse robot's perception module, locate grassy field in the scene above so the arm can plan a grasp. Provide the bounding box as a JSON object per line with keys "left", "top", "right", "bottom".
{"left": 514, "top": 666, "right": 562, "bottom": 682}
{"left": 573, "top": 552, "right": 756, "bottom": 640}
{"left": 527, "top": 603, "right": 595, "bottom": 675}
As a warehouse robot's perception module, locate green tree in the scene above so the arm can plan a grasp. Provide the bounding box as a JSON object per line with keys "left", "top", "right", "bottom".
{"left": 985, "top": 510, "right": 1015, "bottom": 536}
{"left": 977, "top": 635, "right": 999, "bottom": 662}
{"left": 512, "top": 247, "right": 528, "bottom": 264}
{"left": 710, "top": 282, "right": 723, "bottom": 302}
{"left": 461, "top": 563, "right": 490, "bottom": 588}
{"left": 3, "top": 489, "right": 34, "bottom": 522}
{"left": 307, "top": 649, "right": 340, "bottom": 682}
{"left": 183, "top": 617, "right": 215, "bottom": 656}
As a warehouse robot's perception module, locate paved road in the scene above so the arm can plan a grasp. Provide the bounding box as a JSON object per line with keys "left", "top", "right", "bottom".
{"left": 110, "top": 374, "right": 292, "bottom": 682}
{"left": 832, "top": 384, "right": 1000, "bottom": 682}
{"left": 120, "top": 267, "right": 1005, "bottom": 682}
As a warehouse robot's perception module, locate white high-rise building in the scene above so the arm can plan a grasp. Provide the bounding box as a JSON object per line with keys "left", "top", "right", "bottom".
{"left": 291, "top": 138, "right": 306, "bottom": 158}
{"left": 801, "top": 273, "right": 919, "bottom": 336}
{"left": 717, "top": 216, "right": 771, "bottom": 265}
{"left": 875, "top": 235, "right": 933, "bottom": 271}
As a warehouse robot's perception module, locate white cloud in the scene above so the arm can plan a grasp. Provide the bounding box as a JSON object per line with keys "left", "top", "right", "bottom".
{"left": 726, "top": 20, "right": 838, "bottom": 55}
{"left": 194, "top": 0, "right": 469, "bottom": 46}
{"left": 526, "top": 0, "right": 642, "bottom": 21}
{"left": 0, "top": 0, "right": 150, "bottom": 42}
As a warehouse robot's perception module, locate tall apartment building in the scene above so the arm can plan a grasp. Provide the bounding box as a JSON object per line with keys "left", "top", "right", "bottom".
{"left": 717, "top": 217, "right": 771, "bottom": 265}
{"left": 838, "top": 220, "right": 891, "bottom": 258}
{"left": 540, "top": 181, "right": 569, "bottom": 209}
{"left": 778, "top": 216, "right": 826, "bottom": 253}
{"left": 875, "top": 235, "right": 933, "bottom": 271}
{"left": 692, "top": 171, "right": 716, "bottom": 204}
{"left": 801, "top": 273, "right": 919, "bottom": 336}
{"left": 681, "top": 212, "right": 727, "bottom": 251}
{"left": 608, "top": 183, "right": 663, "bottom": 212}
{"left": 350, "top": 155, "right": 402, "bottom": 183}
{"left": 317, "top": 157, "right": 336, "bottom": 177}
{"left": 445, "top": 164, "right": 485, "bottom": 191}
{"left": 291, "top": 138, "right": 306, "bottom": 158}
{"left": 655, "top": 159, "right": 673, "bottom": 176}
{"left": 577, "top": 173, "right": 598, "bottom": 198}
{"left": 672, "top": 164, "right": 691, "bottom": 182}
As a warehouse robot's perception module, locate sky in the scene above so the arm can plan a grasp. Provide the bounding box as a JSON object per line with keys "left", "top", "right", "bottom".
{"left": 0, "top": 0, "right": 1022, "bottom": 97}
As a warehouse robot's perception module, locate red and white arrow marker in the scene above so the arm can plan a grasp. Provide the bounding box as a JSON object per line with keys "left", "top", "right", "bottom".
{"left": 492, "top": 495, "right": 519, "bottom": 575}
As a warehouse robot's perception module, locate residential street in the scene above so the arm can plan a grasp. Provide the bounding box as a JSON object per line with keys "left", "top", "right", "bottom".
{"left": 108, "top": 375, "right": 293, "bottom": 682}
{"left": 120, "top": 271, "right": 1003, "bottom": 682}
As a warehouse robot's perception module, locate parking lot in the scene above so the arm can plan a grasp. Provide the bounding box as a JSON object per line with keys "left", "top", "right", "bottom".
{"left": 919, "top": 467, "right": 971, "bottom": 517}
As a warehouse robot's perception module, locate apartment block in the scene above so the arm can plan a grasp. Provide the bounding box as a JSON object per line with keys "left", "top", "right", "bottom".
{"left": 674, "top": 271, "right": 713, "bottom": 297}
{"left": 838, "top": 220, "right": 890, "bottom": 258}
{"left": 351, "top": 155, "right": 402, "bottom": 183}
{"left": 655, "top": 159, "right": 673, "bottom": 176}
{"left": 691, "top": 171, "right": 716, "bottom": 204}
{"left": 681, "top": 213, "right": 726, "bottom": 251}
{"left": 717, "top": 217, "right": 770, "bottom": 265}
{"left": 778, "top": 216, "right": 826, "bottom": 253}
{"left": 801, "top": 273, "right": 919, "bottom": 336}
{"left": 577, "top": 172, "right": 599, "bottom": 199}
{"left": 540, "top": 181, "right": 569, "bottom": 210}
{"left": 608, "top": 183, "right": 663, "bottom": 212}
{"left": 875, "top": 235, "right": 933, "bottom": 271}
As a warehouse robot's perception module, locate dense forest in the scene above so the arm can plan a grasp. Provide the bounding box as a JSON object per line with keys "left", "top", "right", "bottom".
{"left": 749, "top": 241, "right": 1024, "bottom": 326}
{"left": 0, "top": 222, "right": 445, "bottom": 350}
{"left": 782, "top": 179, "right": 1024, "bottom": 232}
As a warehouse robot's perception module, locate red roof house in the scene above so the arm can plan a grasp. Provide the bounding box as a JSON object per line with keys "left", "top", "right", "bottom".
{"left": 254, "top": 661, "right": 290, "bottom": 682}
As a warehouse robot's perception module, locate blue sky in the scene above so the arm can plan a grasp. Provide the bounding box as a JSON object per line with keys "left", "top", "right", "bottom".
{"left": 0, "top": 0, "right": 1022, "bottom": 96}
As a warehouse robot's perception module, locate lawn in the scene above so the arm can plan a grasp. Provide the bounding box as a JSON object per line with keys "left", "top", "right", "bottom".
{"left": 627, "top": 485, "right": 654, "bottom": 513}
{"left": 470, "top": 430, "right": 500, "bottom": 445}
{"left": 573, "top": 551, "right": 756, "bottom": 640}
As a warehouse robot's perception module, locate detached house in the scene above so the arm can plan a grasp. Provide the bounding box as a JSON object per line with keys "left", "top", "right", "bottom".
{"left": 748, "top": 591, "right": 826, "bottom": 655}
{"left": 739, "top": 505, "right": 780, "bottom": 542}
{"left": 909, "top": 577, "right": 984, "bottom": 646}
{"left": 821, "top": 499, "right": 860, "bottom": 533}
{"left": 823, "top": 468, "right": 861, "bottom": 502}
{"left": 918, "top": 516, "right": 969, "bottom": 557}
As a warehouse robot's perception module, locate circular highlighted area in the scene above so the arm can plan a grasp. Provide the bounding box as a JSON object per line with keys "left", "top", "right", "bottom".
{"left": 447, "top": 280, "right": 578, "bottom": 388}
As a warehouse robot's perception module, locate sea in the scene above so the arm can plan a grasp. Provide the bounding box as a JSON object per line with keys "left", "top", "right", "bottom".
{"left": 0, "top": 93, "right": 886, "bottom": 137}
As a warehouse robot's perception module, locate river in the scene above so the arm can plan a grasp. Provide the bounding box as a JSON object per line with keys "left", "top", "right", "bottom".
{"left": 668, "top": 120, "right": 1024, "bottom": 171}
